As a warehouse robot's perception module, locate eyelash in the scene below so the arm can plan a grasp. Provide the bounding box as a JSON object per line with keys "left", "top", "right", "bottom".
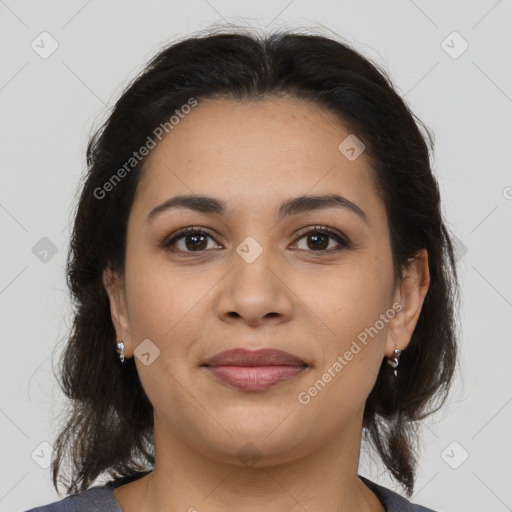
{"left": 160, "top": 225, "right": 351, "bottom": 256}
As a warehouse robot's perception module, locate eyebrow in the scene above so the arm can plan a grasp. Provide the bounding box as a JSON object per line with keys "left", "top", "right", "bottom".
{"left": 146, "top": 193, "right": 368, "bottom": 225}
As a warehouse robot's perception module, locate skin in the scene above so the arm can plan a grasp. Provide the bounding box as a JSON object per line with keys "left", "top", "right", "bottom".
{"left": 103, "top": 95, "right": 430, "bottom": 512}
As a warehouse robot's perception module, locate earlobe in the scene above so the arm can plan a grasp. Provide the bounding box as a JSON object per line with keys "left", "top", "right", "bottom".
{"left": 385, "top": 249, "right": 430, "bottom": 358}
{"left": 102, "top": 266, "right": 133, "bottom": 358}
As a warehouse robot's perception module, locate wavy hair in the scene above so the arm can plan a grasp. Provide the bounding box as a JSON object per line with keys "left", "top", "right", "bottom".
{"left": 50, "top": 26, "right": 460, "bottom": 498}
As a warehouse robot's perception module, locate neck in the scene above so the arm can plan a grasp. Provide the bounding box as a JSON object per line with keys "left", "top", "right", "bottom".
{"left": 114, "top": 408, "right": 384, "bottom": 512}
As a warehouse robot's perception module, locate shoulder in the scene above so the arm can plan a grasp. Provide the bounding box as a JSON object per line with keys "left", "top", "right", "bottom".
{"left": 22, "top": 485, "right": 122, "bottom": 512}
{"left": 360, "top": 475, "right": 438, "bottom": 512}
{"left": 22, "top": 472, "right": 151, "bottom": 512}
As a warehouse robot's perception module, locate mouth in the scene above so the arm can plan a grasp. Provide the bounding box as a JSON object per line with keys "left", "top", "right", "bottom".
{"left": 201, "top": 348, "right": 311, "bottom": 391}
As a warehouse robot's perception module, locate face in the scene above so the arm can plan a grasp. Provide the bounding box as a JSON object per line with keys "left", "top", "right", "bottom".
{"left": 104, "top": 96, "right": 427, "bottom": 466}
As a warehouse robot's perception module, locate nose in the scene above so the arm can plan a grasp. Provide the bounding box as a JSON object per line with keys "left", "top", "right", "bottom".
{"left": 215, "top": 245, "right": 294, "bottom": 328}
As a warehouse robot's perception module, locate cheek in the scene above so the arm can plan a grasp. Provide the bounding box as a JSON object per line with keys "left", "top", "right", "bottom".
{"left": 312, "top": 261, "right": 392, "bottom": 338}
{"left": 299, "top": 266, "right": 391, "bottom": 416}
{"left": 124, "top": 247, "right": 213, "bottom": 348}
{"left": 124, "top": 243, "right": 173, "bottom": 324}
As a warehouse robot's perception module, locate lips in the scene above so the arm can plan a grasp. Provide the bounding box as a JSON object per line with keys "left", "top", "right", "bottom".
{"left": 202, "top": 348, "right": 308, "bottom": 367}
{"left": 202, "top": 348, "right": 310, "bottom": 391}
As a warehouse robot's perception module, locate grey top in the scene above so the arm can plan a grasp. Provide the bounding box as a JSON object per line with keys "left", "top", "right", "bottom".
{"left": 23, "top": 472, "right": 437, "bottom": 512}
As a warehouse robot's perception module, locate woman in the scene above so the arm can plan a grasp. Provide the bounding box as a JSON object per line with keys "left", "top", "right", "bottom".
{"left": 25, "top": 27, "right": 459, "bottom": 512}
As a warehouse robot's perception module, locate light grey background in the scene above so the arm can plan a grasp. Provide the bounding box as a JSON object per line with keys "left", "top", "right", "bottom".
{"left": 1, "top": 1, "right": 511, "bottom": 511}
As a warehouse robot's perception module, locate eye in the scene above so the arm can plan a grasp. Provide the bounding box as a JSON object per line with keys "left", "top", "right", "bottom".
{"left": 292, "top": 225, "right": 351, "bottom": 254}
{"left": 161, "top": 227, "right": 221, "bottom": 254}
{"left": 161, "top": 225, "right": 351, "bottom": 255}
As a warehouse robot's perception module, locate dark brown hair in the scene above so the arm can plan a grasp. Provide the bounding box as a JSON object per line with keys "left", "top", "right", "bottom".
{"left": 51, "top": 26, "right": 460, "bottom": 498}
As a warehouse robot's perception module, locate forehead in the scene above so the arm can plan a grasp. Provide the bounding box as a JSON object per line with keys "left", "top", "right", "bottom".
{"left": 133, "top": 96, "right": 382, "bottom": 221}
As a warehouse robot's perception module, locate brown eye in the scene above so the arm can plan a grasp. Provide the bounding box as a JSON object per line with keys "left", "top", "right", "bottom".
{"left": 162, "top": 228, "right": 220, "bottom": 253}
{"left": 293, "top": 226, "right": 350, "bottom": 254}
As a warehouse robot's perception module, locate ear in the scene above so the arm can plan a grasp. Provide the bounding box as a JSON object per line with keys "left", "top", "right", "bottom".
{"left": 385, "top": 248, "right": 430, "bottom": 358}
{"left": 102, "top": 265, "right": 133, "bottom": 359}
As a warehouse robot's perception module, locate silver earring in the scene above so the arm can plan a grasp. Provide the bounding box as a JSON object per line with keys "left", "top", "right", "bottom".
{"left": 116, "top": 341, "right": 125, "bottom": 365}
{"left": 386, "top": 348, "right": 402, "bottom": 378}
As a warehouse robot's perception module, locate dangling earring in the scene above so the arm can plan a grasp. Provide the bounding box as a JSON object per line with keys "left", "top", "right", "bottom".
{"left": 386, "top": 348, "right": 402, "bottom": 378}
{"left": 116, "top": 341, "right": 125, "bottom": 365}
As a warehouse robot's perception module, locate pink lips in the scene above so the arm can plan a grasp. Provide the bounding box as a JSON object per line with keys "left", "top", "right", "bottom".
{"left": 202, "top": 348, "right": 310, "bottom": 391}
